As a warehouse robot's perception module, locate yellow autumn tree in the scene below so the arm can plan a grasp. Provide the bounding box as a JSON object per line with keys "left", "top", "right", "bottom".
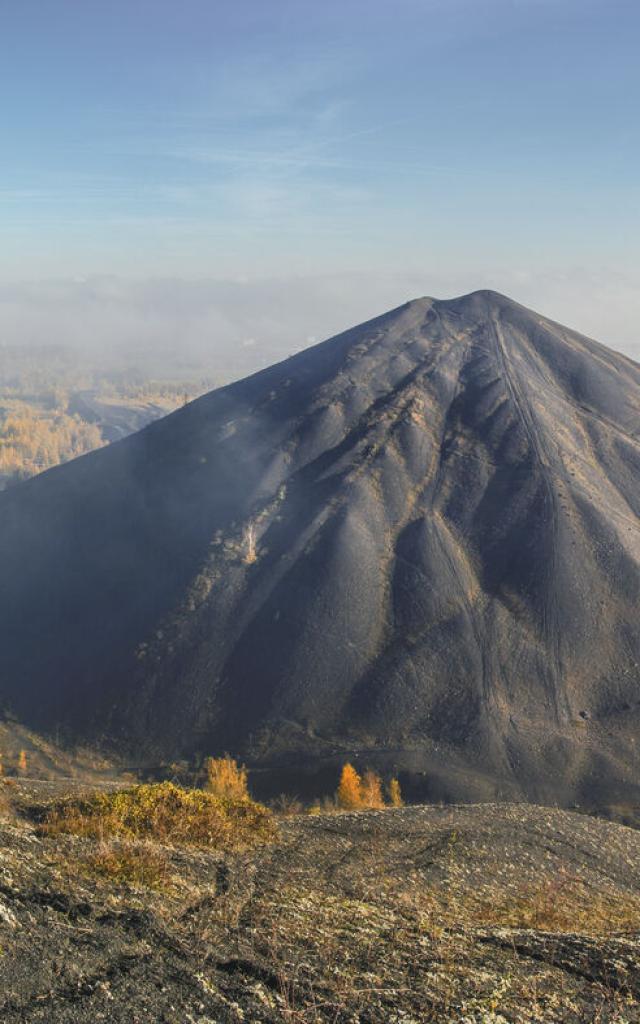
{"left": 18, "top": 749, "right": 27, "bottom": 773}
{"left": 388, "top": 777, "right": 403, "bottom": 807}
{"left": 360, "top": 769, "right": 385, "bottom": 809}
{"left": 336, "top": 763, "right": 363, "bottom": 809}
{"left": 205, "top": 755, "right": 249, "bottom": 800}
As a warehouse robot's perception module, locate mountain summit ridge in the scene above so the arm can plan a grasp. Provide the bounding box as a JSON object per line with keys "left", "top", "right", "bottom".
{"left": 1, "top": 290, "right": 640, "bottom": 803}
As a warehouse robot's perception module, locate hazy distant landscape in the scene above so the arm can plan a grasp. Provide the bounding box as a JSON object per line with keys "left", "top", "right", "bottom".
{"left": 0, "top": 345, "right": 227, "bottom": 488}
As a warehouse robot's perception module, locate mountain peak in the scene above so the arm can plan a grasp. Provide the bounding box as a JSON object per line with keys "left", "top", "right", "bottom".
{"left": 1, "top": 294, "right": 639, "bottom": 805}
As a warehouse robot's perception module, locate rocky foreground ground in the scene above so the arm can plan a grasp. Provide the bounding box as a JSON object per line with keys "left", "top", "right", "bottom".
{"left": 1, "top": 800, "right": 639, "bottom": 1023}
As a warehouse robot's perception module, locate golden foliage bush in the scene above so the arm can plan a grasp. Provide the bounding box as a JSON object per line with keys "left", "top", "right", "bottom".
{"left": 205, "top": 755, "right": 249, "bottom": 800}
{"left": 43, "top": 781, "right": 275, "bottom": 849}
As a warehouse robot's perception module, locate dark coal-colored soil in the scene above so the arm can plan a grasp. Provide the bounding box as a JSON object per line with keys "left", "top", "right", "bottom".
{"left": 1, "top": 290, "right": 640, "bottom": 804}
{"left": 1, "top": 802, "right": 639, "bottom": 1022}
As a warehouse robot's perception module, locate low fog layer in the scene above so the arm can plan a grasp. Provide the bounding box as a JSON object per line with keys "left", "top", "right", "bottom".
{"left": 1, "top": 269, "right": 640, "bottom": 382}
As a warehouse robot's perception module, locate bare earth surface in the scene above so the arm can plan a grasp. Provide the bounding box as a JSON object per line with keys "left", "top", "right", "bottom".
{"left": 1, "top": 802, "right": 639, "bottom": 1022}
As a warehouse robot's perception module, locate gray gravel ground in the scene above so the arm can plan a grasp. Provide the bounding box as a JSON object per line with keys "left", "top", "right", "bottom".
{"left": 1, "top": 801, "right": 639, "bottom": 1022}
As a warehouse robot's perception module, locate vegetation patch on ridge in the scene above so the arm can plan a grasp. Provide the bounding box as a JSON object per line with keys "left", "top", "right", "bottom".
{"left": 42, "top": 780, "right": 276, "bottom": 849}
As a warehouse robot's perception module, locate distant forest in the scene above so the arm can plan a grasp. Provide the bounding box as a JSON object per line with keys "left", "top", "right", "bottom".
{"left": 0, "top": 344, "right": 218, "bottom": 488}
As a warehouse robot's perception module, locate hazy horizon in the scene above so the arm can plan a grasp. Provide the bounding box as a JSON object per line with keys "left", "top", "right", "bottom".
{"left": 2, "top": 270, "right": 640, "bottom": 373}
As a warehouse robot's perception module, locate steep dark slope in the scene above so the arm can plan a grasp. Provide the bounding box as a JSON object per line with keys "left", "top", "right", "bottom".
{"left": 1, "top": 290, "right": 640, "bottom": 803}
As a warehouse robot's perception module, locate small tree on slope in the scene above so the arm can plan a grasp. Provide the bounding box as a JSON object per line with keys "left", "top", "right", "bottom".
{"left": 205, "top": 755, "right": 249, "bottom": 800}
{"left": 336, "top": 763, "right": 363, "bottom": 810}
{"left": 361, "top": 769, "right": 385, "bottom": 809}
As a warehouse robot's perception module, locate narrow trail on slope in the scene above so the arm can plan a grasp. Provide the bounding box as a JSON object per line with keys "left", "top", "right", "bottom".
{"left": 488, "top": 307, "right": 569, "bottom": 723}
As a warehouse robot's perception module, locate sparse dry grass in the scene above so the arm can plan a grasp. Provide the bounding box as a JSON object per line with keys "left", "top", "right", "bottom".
{"left": 0, "top": 781, "right": 15, "bottom": 821}
{"left": 1, "top": 801, "right": 639, "bottom": 1022}
{"left": 271, "top": 793, "right": 305, "bottom": 816}
{"left": 42, "top": 781, "right": 276, "bottom": 849}
{"left": 81, "top": 839, "right": 170, "bottom": 889}
{"left": 470, "top": 872, "right": 640, "bottom": 934}
{"left": 222, "top": 873, "right": 640, "bottom": 1023}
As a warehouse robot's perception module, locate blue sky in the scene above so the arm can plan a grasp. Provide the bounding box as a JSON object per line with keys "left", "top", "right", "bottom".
{"left": 1, "top": 0, "right": 639, "bottom": 355}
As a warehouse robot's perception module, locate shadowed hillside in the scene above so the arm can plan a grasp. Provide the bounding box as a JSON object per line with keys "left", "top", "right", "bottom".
{"left": 1, "top": 290, "right": 640, "bottom": 805}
